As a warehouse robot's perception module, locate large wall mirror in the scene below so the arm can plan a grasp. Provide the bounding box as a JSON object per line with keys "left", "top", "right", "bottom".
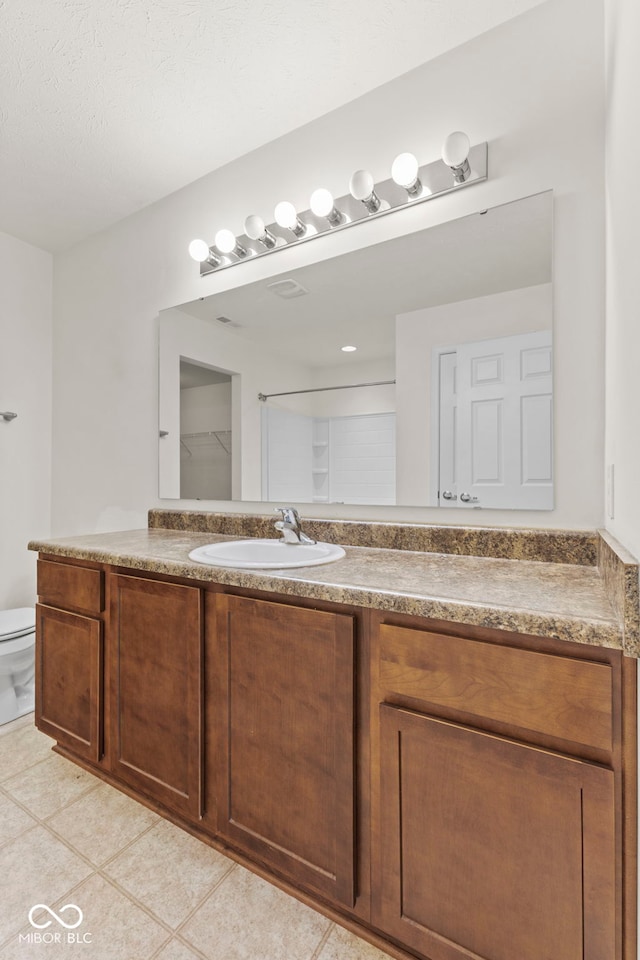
{"left": 159, "top": 190, "right": 553, "bottom": 510}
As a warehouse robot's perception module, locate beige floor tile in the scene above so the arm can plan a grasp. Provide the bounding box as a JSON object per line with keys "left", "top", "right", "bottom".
{"left": 0, "top": 873, "right": 170, "bottom": 960}
{"left": 47, "top": 781, "right": 159, "bottom": 865}
{"left": 2, "top": 753, "right": 100, "bottom": 820}
{"left": 181, "top": 865, "right": 331, "bottom": 960}
{"left": 154, "top": 938, "right": 206, "bottom": 960}
{"left": 0, "top": 712, "right": 34, "bottom": 739}
{"left": 0, "top": 825, "right": 93, "bottom": 944}
{"left": 0, "top": 791, "right": 38, "bottom": 845}
{"left": 317, "top": 924, "right": 395, "bottom": 960}
{"left": 104, "top": 818, "right": 235, "bottom": 929}
{"left": 0, "top": 721, "right": 54, "bottom": 781}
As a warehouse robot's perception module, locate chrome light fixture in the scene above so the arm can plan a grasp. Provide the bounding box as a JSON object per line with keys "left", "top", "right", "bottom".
{"left": 189, "top": 131, "right": 487, "bottom": 276}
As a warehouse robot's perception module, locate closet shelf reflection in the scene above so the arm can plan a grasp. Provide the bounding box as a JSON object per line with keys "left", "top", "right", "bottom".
{"left": 180, "top": 430, "right": 232, "bottom": 457}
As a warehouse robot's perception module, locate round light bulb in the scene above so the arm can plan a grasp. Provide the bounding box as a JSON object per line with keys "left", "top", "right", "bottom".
{"left": 349, "top": 170, "right": 374, "bottom": 201}
{"left": 244, "top": 215, "right": 266, "bottom": 240}
{"left": 391, "top": 152, "right": 419, "bottom": 188}
{"left": 442, "top": 131, "right": 471, "bottom": 168}
{"left": 341, "top": 345, "right": 357, "bottom": 353}
{"left": 188, "top": 238, "right": 211, "bottom": 262}
{"left": 214, "top": 229, "right": 237, "bottom": 254}
{"left": 274, "top": 201, "right": 299, "bottom": 230}
{"left": 310, "top": 188, "right": 335, "bottom": 218}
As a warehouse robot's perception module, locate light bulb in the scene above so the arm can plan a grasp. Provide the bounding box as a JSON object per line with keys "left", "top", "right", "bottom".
{"left": 215, "top": 229, "right": 248, "bottom": 258}
{"left": 215, "top": 229, "right": 238, "bottom": 254}
{"left": 188, "top": 239, "right": 211, "bottom": 263}
{"left": 274, "top": 201, "right": 306, "bottom": 237}
{"left": 244, "top": 214, "right": 276, "bottom": 249}
{"left": 341, "top": 345, "right": 357, "bottom": 353}
{"left": 188, "top": 238, "right": 221, "bottom": 267}
{"left": 274, "top": 201, "right": 298, "bottom": 230}
{"left": 310, "top": 188, "right": 344, "bottom": 225}
{"left": 349, "top": 169, "right": 381, "bottom": 214}
{"left": 442, "top": 131, "right": 471, "bottom": 183}
{"left": 244, "top": 215, "right": 265, "bottom": 240}
{"left": 310, "top": 188, "right": 334, "bottom": 218}
{"left": 349, "top": 170, "right": 374, "bottom": 201}
{"left": 391, "top": 152, "right": 419, "bottom": 189}
{"left": 442, "top": 131, "right": 470, "bottom": 168}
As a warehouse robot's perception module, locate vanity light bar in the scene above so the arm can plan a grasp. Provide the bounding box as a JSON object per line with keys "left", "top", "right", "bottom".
{"left": 190, "top": 134, "right": 487, "bottom": 277}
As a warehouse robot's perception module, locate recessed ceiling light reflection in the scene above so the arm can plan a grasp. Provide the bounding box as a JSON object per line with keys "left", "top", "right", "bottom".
{"left": 341, "top": 345, "right": 357, "bottom": 352}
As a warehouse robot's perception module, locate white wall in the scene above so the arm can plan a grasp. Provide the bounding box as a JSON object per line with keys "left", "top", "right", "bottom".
{"left": 0, "top": 231, "right": 52, "bottom": 606}
{"left": 52, "top": 0, "right": 605, "bottom": 534}
{"left": 604, "top": 0, "right": 640, "bottom": 560}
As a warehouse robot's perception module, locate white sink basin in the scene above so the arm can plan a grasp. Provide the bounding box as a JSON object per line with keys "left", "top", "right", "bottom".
{"left": 188, "top": 539, "right": 346, "bottom": 570}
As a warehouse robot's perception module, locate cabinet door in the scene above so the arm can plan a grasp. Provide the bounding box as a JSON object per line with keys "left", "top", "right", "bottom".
{"left": 35, "top": 603, "right": 103, "bottom": 762}
{"left": 214, "top": 594, "right": 356, "bottom": 907}
{"left": 375, "top": 704, "right": 616, "bottom": 960}
{"left": 110, "top": 575, "right": 202, "bottom": 819}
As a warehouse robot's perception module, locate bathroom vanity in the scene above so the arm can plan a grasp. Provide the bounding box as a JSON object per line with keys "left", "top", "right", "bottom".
{"left": 29, "top": 513, "right": 639, "bottom": 960}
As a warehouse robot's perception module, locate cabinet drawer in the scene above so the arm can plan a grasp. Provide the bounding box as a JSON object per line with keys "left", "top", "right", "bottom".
{"left": 378, "top": 624, "right": 613, "bottom": 752}
{"left": 37, "top": 559, "right": 104, "bottom": 616}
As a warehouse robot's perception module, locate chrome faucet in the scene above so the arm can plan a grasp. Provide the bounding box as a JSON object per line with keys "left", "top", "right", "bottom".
{"left": 274, "top": 507, "right": 317, "bottom": 545}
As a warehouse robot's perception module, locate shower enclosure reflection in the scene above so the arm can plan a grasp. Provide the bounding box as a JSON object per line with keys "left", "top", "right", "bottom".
{"left": 159, "top": 191, "right": 553, "bottom": 510}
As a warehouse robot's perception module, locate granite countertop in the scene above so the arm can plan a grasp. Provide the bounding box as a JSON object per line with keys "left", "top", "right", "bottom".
{"left": 28, "top": 527, "right": 631, "bottom": 652}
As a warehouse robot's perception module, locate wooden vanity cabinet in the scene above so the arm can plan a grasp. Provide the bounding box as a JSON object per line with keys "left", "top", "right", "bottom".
{"left": 109, "top": 574, "right": 203, "bottom": 820}
{"left": 33, "top": 555, "right": 634, "bottom": 960}
{"left": 35, "top": 557, "right": 105, "bottom": 763}
{"left": 210, "top": 593, "right": 357, "bottom": 908}
{"left": 370, "top": 614, "right": 625, "bottom": 960}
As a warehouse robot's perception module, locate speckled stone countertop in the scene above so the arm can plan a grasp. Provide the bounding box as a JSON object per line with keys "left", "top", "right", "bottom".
{"left": 28, "top": 523, "right": 639, "bottom": 655}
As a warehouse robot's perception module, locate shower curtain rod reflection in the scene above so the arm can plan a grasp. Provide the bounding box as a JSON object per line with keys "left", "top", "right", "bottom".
{"left": 258, "top": 379, "right": 396, "bottom": 402}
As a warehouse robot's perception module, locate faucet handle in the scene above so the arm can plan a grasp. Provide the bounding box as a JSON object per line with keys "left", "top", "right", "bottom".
{"left": 275, "top": 506, "right": 300, "bottom": 525}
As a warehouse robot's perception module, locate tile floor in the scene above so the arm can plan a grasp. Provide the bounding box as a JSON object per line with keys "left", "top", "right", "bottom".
{"left": 0, "top": 714, "right": 394, "bottom": 960}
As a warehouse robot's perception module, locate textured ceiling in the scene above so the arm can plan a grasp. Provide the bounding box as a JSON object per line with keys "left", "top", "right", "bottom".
{"left": 0, "top": 0, "right": 547, "bottom": 252}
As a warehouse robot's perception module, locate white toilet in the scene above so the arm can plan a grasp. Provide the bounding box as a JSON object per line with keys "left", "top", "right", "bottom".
{"left": 0, "top": 607, "right": 36, "bottom": 725}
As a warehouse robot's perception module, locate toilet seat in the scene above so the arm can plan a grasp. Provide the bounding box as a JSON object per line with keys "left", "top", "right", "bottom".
{"left": 0, "top": 607, "right": 35, "bottom": 642}
{"left": 0, "top": 630, "right": 35, "bottom": 657}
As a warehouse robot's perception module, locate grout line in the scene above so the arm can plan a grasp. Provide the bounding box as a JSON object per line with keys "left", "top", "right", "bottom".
{"left": 0, "top": 817, "right": 41, "bottom": 853}
{"left": 0, "top": 770, "right": 104, "bottom": 829}
{"left": 46, "top": 813, "right": 160, "bottom": 871}
{"left": 93, "top": 844, "right": 239, "bottom": 942}
{"left": 91, "top": 870, "right": 178, "bottom": 940}
{"left": 310, "top": 919, "right": 335, "bottom": 960}
{"left": 148, "top": 932, "right": 211, "bottom": 960}
{"left": 170, "top": 859, "right": 239, "bottom": 938}
{"left": 0, "top": 749, "right": 61, "bottom": 785}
